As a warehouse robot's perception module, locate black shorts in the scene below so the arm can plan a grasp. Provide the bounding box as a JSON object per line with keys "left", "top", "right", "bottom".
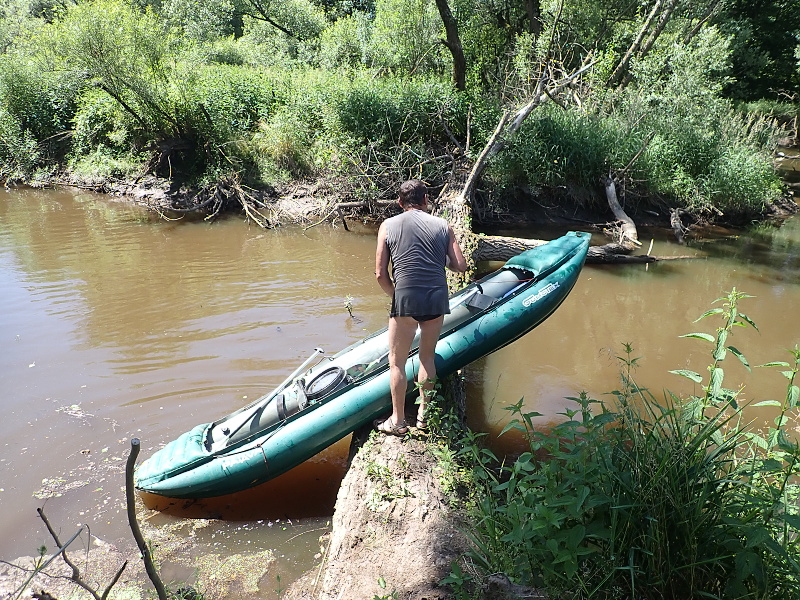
{"left": 390, "top": 286, "right": 449, "bottom": 320}
{"left": 411, "top": 314, "right": 442, "bottom": 322}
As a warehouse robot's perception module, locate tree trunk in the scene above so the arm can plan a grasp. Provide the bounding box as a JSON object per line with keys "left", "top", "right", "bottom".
{"left": 525, "top": 0, "right": 543, "bottom": 37}
{"left": 682, "top": 0, "right": 722, "bottom": 45}
{"left": 434, "top": 0, "right": 467, "bottom": 91}
{"left": 619, "top": 0, "right": 680, "bottom": 88}
{"left": 606, "top": 0, "right": 663, "bottom": 87}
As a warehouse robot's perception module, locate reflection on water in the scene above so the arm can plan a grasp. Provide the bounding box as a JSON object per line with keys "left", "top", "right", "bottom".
{"left": 1, "top": 187, "right": 799, "bottom": 594}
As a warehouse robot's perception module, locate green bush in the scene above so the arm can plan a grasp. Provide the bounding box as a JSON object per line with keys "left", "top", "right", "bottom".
{"left": 0, "top": 108, "right": 41, "bottom": 179}
{"left": 458, "top": 290, "right": 800, "bottom": 599}
{"left": 71, "top": 88, "right": 136, "bottom": 157}
{"left": 318, "top": 13, "right": 371, "bottom": 70}
{"left": 245, "top": 108, "right": 315, "bottom": 180}
{"left": 173, "top": 63, "right": 281, "bottom": 143}
{"left": 0, "top": 55, "right": 83, "bottom": 177}
{"left": 699, "top": 146, "right": 784, "bottom": 215}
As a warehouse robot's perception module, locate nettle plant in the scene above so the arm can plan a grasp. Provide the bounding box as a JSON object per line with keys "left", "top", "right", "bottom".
{"left": 456, "top": 289, "right": 800, "bottom": 600}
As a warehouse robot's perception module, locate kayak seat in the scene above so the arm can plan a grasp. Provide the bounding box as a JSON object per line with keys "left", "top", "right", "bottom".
{"left": 465, "top": 292, "right": 495, "bottom": 311}
{"left": 222, "top": 384, "right": 310, "bottom": 447}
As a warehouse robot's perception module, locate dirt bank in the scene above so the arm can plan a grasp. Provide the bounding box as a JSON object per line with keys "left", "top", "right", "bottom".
{"left": 284, "top": 432, "right": 471, "bottom": 600}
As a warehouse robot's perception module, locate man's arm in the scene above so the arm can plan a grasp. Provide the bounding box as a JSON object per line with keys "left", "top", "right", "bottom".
{"left": 375, "top": 222, "right": 395, "bottom": 297}
{"left": 446, "top": 226, "right": 468, "bottom": 272}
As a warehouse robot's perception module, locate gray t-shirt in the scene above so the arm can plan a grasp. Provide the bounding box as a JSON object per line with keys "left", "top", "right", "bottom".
{"left": 383, "top": 209, "right": 450, "bottom": 316}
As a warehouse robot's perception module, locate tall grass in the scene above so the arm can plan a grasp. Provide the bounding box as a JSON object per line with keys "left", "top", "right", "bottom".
{"left": 456, "top": 290, "right": 800, "bottom": 599}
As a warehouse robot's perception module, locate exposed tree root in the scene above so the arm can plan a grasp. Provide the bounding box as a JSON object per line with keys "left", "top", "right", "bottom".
{"left": 154, "top": 176, "right": 274, "bottom": 228}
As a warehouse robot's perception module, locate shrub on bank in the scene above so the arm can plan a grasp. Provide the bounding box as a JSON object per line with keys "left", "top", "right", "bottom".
{"left": 456, "top": 290, "right": 800, "bottom": 599}
{"left": 0, "top": 56, "right": 82, "bottom": 178}
{"left": 487, "top": 98, "right": 784, "bottom": 219}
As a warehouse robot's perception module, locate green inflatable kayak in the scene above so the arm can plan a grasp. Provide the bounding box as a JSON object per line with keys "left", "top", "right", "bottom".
{"left": 135, "top": 231, "right": 590, "bottom": 498}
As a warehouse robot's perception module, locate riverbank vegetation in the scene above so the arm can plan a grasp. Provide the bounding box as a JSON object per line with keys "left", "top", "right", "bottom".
{"left": 444, "top": 290, "right": 800, "bottom": 599}
{"left": 0, "top": 0, "right": 798, "bottom": 227}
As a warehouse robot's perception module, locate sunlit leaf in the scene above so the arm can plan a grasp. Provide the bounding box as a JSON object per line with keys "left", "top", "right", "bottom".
{"left": 738, "top": 312, "right": 759, "bottom": 331}
{"left": 694, "top": 308, "right": 723, "bottom": 321}
{"left": 680, "top": 332, "right": 715, "bottom": 343}
{"left": 670, "top": 369, "right": 703, "bottom": 383}
{"left": 757, "top": 361, "right": 790, "bottom": 368}
{"left": 748, "top": 433, "right": 769, "bottom": 449}
{"left": 751, "top": 400, "right": 782, "bottom": 407}
{"left": 710, "top": 367, "right": 724, "bottom": 398}
{"left": 789, "top": 386, "right": 800, "bottom": 408}
{"left": 727, "top": 346, "right": 750, "bottom": 371}
{"left": 714, "top": 331, "right": 728, "bottom": 360}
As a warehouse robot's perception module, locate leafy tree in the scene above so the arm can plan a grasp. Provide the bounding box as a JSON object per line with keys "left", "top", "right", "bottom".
{"left": 43, "top": 0, "right": 178, "bottom": 138}
{"left": 312, "top": 0, "right": 375, "bottom": 19}
{"left": 367, "top": 0, "right": 447, "bottom": 75}
{"left": 318, "top": 12, "right": 371, "bottom": 69}
{"left": 238, "top": 0, "right": 327, "bottom": 41}
{"left": 160, "top": 0, "right": 243, "bottom": 40}
{"left": 714, "top": 0, "right": 800, "bottom": 100}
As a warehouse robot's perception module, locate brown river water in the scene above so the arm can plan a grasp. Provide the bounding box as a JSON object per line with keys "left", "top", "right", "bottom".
{"left": 1, "top": 185, "right": 799, "bottom": 593}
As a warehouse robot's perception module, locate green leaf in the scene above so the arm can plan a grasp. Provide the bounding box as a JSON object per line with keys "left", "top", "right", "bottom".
{"left": 789, "top": 386, "right": 800, "bottom": 408}
{"left": 727, "top": 346, "right": 750, "bottom": 371}
{"left": 780, "top": 513, "right": 800, "bottom": 531}
{"left": 681, "top": 332, "right": 715, "bottom": 343}
{"left": 499, "top": 421, "right": 525, "bottom": 436}
{"left": 738, "top": 312, "right": 759, "bottom": 331}
{"left": 760, "top": 458, "right": 783, "bottom": 472}
{"left": 758, "top": 361, "right": 790, "bottom": 368}
{"left": 751, "top": 400, "right": 782, "bottom": 407}
{"left": 778, "top": 429, "right": 797, "bottom": 452}
{"left": 694, "top": 308, "right": 723, "bottom": 321}
{"left": 714, "top": 330, "right": 728, "bottom": 360}
{"left": 710, "top": 367, "right": 724, "bottom": 398}
{"left": 670, "top": 369, "right": 703, "bottom": 383}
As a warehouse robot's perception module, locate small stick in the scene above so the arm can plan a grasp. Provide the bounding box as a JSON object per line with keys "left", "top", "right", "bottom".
{"left": 126, "top": 439, "right": 169, "bottom": 600}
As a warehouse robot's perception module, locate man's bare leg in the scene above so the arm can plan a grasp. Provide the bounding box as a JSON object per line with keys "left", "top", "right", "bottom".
{"left": 415, "top": 316, "right": 444, "bottom": 427}
{"left": 386, "top": 316, "right": 419, "bottom": 428}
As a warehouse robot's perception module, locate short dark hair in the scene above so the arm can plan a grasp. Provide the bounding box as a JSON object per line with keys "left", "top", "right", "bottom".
{"left": 398, "top": 180, "right": 427, "bottom": 206}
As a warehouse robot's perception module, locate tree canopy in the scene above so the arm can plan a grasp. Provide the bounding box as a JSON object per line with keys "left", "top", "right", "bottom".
{"left": 0, "top": 0, "right": 796, "bottom": 223}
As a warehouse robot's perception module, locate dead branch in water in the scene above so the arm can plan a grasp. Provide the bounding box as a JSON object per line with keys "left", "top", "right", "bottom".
{"left": 1, "top": 511, "right": 127, "bottom": 600}
{"left": 156, "top": 177, "right": 273, "bottom": 228}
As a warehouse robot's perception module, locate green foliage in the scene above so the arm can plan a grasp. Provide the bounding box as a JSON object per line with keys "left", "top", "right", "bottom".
{"left": 70, "top": 88, "right": 136, "bottom": 156}
{"left": 0, "top": 0, "right": 790, "bottom": 213}
{"left": 0, "top": 53, "right": 82, "bottom": 177}
{"left": 318, "top": 12, "right": 371, "bottom": 69}
{"left": 367, "top": 0, "right": 446, "bottom": 75}
{"left": 245, "top": 107, "right": 315, "bottom": 180}
{"left": 373, "top": 576, "right": 399, "bottom": 600}
{"left": 68, "top": 146, "right": 144, "bottom": 181}
{"left": 43, "top": 0, "right": 178, "bottom": 138}
{"left": 0, "top": 107, "right": 41, "bottom": 179}
{"left": 243, "top": 0, "right": 328, "bottom": 43}
{"left": 160, "top": 0, "right": 241, "bottom": 41}
{"left": 176, "top": 63, "right": 279, "bottom": 141}
{"left": 715, "top": 0, "right": 800, "bottom": 101}
{"left": 457, "top": 291, "right": 800, "bottom": 599}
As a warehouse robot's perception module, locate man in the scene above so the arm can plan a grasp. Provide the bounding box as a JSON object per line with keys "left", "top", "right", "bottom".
{"left": 374, "top": 180, "right": 467, "bottom": 435}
